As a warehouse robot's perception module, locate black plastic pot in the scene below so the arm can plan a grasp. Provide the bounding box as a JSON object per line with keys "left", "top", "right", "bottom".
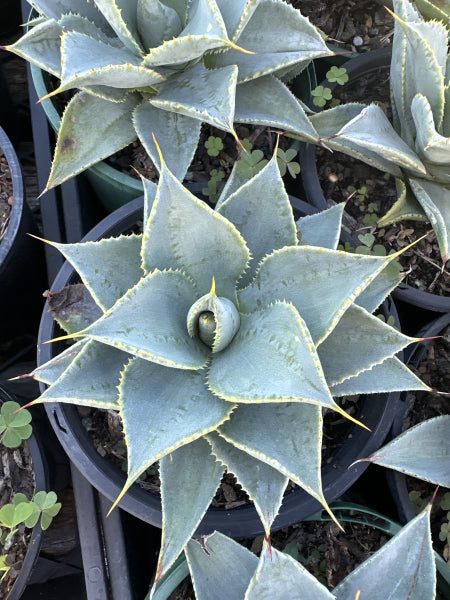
{"left": 0, "top": 386, "right": 48, "bottom": 600}
{"left": 0, "top": 126, "right": 46, "bottom": 339}
{"left": 38, "top": 195, "right": 401, "bottom": 538}
{"left": 299, "top": 48, "right": 450, "bottom": 314}
{"left": 387, "top": 312, "right": 450, "bottom": 524}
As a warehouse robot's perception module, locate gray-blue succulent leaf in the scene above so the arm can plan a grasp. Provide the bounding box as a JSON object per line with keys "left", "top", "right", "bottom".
{"left": 34, "top": 153, "right": 426, "bottom": 587}
{"left": 361, "top": 415, "right": 450, "bottom": 487}
{"left": 9, "top": 0, "right": 331, "bottom": 189}
{"left": 182, "top": 505, "right": 435, "bottom": 600}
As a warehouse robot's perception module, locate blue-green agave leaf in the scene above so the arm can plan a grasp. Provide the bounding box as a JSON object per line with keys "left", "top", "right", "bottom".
{"left": 412, "top": 93, "right": 450, "bottom": 164}
{"left": 56, "top": 32, "right": 165, "bottom": 92}
{"left": 216, "top": 0, "right": 260, "bottom": 41}
{"left": 208, "top": 301, "right": 337, "bottom": 410}
{"left": 137, "top": 0, "right": 182, "bottom": 50}
{"left": 334, "top": 506, "right": 435, "bottom": 600}
{"left": 4, "top": 19, "right": 63, "bottom": 77}
{"left": 156, "top": 438, "right": 224, "bottom": 585}
{"left": 186, "top": 532, "right": 258, "bottom": 600}
{"left": 391, "top": 5, "right": 447, "bottom": 132}
{"left": 47, "top": 91, "right": 139, "bottom": 190}
{"left": 84, "top": 269, "right": 210, "bottom": 369}
{"left": 38, "top": 340, "right": 126, "bottom": 409}
{"left": 33, "top": 339, "right": 88, "bottom": 385}
{"left": 296, "top": 204, "right": 345, "bottom": 250}
{"left": 355, "top": 265, "right": 405, "bottom": 314}
{"left": 133, "top": 102, "right": 201, "bottom": 181}
{"left": 217, "top": 155, "right": 297, "bottom": 288}
{"left": 217, "top": 402, "right": 328, "bottom": 513}
{"left": 118, "top": 358, "right": 234, "bottom": 503}
{"left": 93, "top": 0, "right": 144, "bottom": 55}
{"left": 234, "top": 76, "right": 319, "bottom": 143}
{"left": 363, "top": 415, "right": 450, "bottom": 487}
{"left": 143, "top": 177, "right": 157, "bottom": 225}
{"left": 215, "top": 0, "right": 331, "bottom": 83}
{"left": 408, "top": 177, "right": 450, "bottom": 260}
{"left": 141, "top": 160, "right": 249, "bottom": 299}
{"left": 378, "top": 178, "right": 429, "bottom": 226}
{"left": 144, "top": 0, "right": 232, "bottom": 66}
{"left": 150, "top": 63, "right": 238, "bottom": 134}
{"left": 330, "top": 356, "right": 430, "bottom": 396}
{"left": 187, "top": 286, "right": 240, "bottom": 353}
{"left": 46, "top": 235, "right": 143, "bottom": 312}
{"left": 32, "top": 0, "right": 111, "bottom": 28}
{"left": 237, "top": 246, "right": 392, "bottom": 345}
{"left": 316, "top": 104, "right": 427, "bottom": 177}
{"left": 207, "top": 432, "right": 288, "bottom": 536}
{"left": 245, "top": 542, "right": 334, "bottom": 600}
{"left": 317, "top": 304, "right": 418, "bottom": 385}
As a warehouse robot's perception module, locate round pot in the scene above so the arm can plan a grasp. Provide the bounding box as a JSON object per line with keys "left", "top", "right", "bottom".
{"left": 30, "top": 64, "right": 144, "bottom": 214}
{"left": 0, "top": 126, "right": 46, "bottom": 338}
{"left": 0, "top": 386, "right": 48, "bottom": 600}
{"left": 299, "top": 48, "right": 450, "bottom": 313}
{"left": 38, "top": 195, "right": 401, "bottom": 538}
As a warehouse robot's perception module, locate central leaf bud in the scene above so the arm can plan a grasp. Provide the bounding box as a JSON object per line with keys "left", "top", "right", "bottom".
{"left": 198, "top": 311, "right": 216, "bottom": 348}
{"left": 187, "top": 281, "right": 240, "bottom": 352}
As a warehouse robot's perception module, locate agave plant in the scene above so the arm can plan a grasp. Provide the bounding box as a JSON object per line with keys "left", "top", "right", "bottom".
{"left": 415, "top": 0, "right": 450, "bottom": 26}
{"left": 287, "top": 0, "right": 450, "bottom": 262}
{"left": 155, "top": 415, "right": 450, "bottom": 599}
{"left": 179, "top": 505, "right": 436, "bottom": 600}
{"left": 29, "top": 149, "right": 427, "bottom": 584}
{"left": 5, "top": 0, "right": 332, "bottom": 189}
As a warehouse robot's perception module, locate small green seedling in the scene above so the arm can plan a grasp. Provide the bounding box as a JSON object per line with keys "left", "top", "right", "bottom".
{"left": 0, "top": 555, "right": 10, "bottom": 583}
{"left": 326, "top": 65, "right": 349, "bottom": 85}
{"left": 205, "top": 136, "right": 224, "bottom": 158}
{"left": 311, "top": 66, "right": 348, "bottom": 107}
{"left": 409, "top": 489, "right": 426, "bottom": 514}
{"left": 236, "top": 139, "right": 267, "bottom": 178}
{"left": 14, "top": 491, "right": 62, "bottom": 531}
{"left": 376, "top": 314, "right": 397, "bottom": 329}
{"left": 311, "top": 85, "right": 332, "bottom": 107}
{"left": 276, "top": 148, "right": 301, "bottom": 178}
{"left": 202, "top": 169, "right": 225, "bottom": 204}
{"left": 0, "top": 402, "right": 32, "bottom": 448}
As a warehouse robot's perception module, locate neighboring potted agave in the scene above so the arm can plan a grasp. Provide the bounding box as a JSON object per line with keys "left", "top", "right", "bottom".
{"left": 29, "top": 148, "right": 428, "bottom": 586}
{"left": 5, "top": 0, "right": 331, "bottom": 206}
{"left": 151, "top": 414, "right": 450, "bottom": 599}
{"left": 291, "top": 0, "right": 450, "bottom": 263}
{"left": 152, "top": 506, "right": 437, "bottom": 599}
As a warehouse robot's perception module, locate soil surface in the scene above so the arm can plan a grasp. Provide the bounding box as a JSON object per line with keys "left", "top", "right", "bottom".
{"left": 0, "top": 439, "right": 36, "bottom": 599}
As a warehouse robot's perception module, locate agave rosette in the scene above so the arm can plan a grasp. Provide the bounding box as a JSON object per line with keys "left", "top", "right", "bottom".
{"left": 32, "top": 153, "right": 428, "bottom": 583}
{"left": 7, "top": 0, "right": 331, "bottom": 187}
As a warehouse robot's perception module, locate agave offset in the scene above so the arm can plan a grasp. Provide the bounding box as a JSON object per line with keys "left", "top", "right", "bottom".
{"left": 30, "top": 150, "right": 427, "bottom": 584}
{"left": 5, "top": 0, "right": 331, "bottom": 188}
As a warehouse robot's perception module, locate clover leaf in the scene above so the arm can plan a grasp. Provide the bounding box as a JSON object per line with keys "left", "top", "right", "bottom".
{"left": 0, "top": 402, "right": 32, "bottom": 448}
{"left": 326, "top": 65, "right": 349, "bottom": 85}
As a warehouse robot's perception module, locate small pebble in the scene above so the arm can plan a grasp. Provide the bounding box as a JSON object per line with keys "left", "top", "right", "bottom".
{"left": 353, "top": 35, "right": 364, "bottom": 46}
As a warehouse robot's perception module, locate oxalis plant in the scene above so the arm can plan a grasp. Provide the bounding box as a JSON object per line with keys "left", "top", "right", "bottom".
{"left": 289, "top": 0, "right": 450, "bottom": 262}
{"left": 5, "top": 0, "right": 332, "bottom": 189}
{"left": 26, "top": 148, "right": 428, "bottom": 587}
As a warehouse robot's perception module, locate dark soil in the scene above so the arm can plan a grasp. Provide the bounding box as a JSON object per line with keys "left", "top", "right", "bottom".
{"left": 0, "top": 440, "right": 36, "bottom": 599}
{"left": 0, "top": 148, "right": 13, "bottom": 244}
